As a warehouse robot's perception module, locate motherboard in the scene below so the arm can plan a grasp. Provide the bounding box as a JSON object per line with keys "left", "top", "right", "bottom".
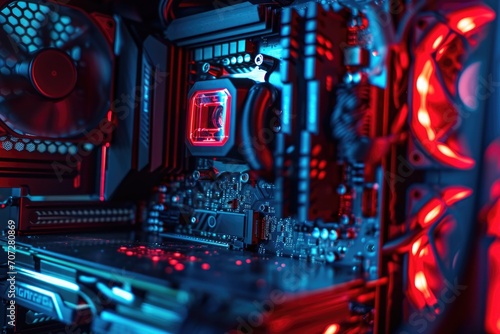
{"left": 145, "top": 2, "right": 388, "bottom": 278}
{"left": 1, "top": 0, "right": 498, "bottom": 333}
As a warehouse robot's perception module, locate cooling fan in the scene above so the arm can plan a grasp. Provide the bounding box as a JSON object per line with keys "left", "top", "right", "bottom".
{"left": 0, "top": 0, "right": 114, "bottom": 138}
{"left": 409, "top": 4, "right": 495, "bottom": 170}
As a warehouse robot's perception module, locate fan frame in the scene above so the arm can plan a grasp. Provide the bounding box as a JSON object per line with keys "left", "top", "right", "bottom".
{"left": 0, "top": 0, "right": 117, "bottom": 143}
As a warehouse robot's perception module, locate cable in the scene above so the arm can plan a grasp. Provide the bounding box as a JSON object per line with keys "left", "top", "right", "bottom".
{"left": 382, "top": 227, "right": 423, "bottom": 255}
{"left": 427, "top": 218, "right": 454, "bottom": 283}
{"left": 161, "top": 0, "right": 181, "bottom": 24}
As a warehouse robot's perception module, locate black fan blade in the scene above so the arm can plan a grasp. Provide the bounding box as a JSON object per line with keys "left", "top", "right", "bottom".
{"left": 58, "top": 25, "right": 90, "bottom": 53}
{"left": 39, "top": 22, "right": 54, "bottom": 49}
{"left": 0, "top": 94, "right": 55, "bottom": 135}
{"left": 0, "top": 33, "right": 28, "bottom": 63}
{"left": 0, "top": 76, "right": 31, "bottom": 99}
{"left": 0, "top": 92, "right": 88, "bottom": 137}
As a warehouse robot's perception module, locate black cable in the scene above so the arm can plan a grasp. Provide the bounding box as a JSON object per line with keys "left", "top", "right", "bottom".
{"left": 382, "top": 227, "right": 423, "bottom": 255}
{"left": 160, "top": 0, "right": 182, "bottom": 24}
{"left": 427, "top": 217, "right": 454, "bottom": 283}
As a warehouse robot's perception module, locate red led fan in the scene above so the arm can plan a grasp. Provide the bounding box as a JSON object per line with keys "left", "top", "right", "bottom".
{"left": 410, "top": 5, "right": 495, "bottom": 169}
{"left": 405, "top": 186, "right": 472, "bottom": 311}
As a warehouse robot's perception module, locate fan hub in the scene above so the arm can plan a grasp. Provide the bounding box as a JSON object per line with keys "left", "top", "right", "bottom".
{"left": 30, "top": 49, "right": 77, "bottom": 99}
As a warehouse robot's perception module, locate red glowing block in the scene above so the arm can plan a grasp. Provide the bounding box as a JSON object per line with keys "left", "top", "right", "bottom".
{"left": 187, "top": 89, "right": 231, "bottom": 147}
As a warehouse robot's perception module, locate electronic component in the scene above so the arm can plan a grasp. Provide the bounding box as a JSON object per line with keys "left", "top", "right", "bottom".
{"left": 1, "top": 0, "right": 498, "bottom": 333}
{"left": 186, "top": 78, "right": 253, "bottom": 157}
{"left": 187, "top": 88, "right": 232, "bottom": 147}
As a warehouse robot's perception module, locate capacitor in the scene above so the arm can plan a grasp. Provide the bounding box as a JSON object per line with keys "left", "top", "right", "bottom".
{"left": 312, "top": 227, "right": 321, "bottom": 239}
{"left": 326, "top": 252, "right": 336, "bottom": 263}
{"left": 329, "top": 229, "right": 339, "bottom": 241}
{"left": 321, "top": 228, "right": 329, "bottom": 240}
{"left": 339, "top": 214, "right": 350, "bottom": 225}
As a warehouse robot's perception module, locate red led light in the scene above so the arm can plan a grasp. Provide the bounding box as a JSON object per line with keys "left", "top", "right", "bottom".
{"left": 99, "top": 144, "right": 108, "bottom": 201}
{"left": 447, "top": 5, "right": 495, "bottom": 35}
{"left": 415, "top": 187, "right": 471, "bottom": 228}
{"left": 487, "top": 199, "right": 500, "bottom": 238}
{"left": 310, "top": 170, "right": 318, "bottom": 178}
{"left": 201, "top": 263, "right": 210, "bottom": 270}
{"left": 491, "top": 180, "right": 500, "bottom": 200}
{"left": 414, "top": 271, "right": 431, "bottom": 297}
{"left": 117, "top": 246, "right": 198, "bottom": 266}
{"left": 486, "top": 240, "right": 500, "bottom": 333}
{"left": 417, "top": 198, "right": 445, "bottom": 227}
{"left": 407, "top": 233, "right": 442, "bottom": 309}
{"left": 323, "top": 323, "right": 340, "bottom": 334}
{"left": 187, "top": 89, "right": 231, "bottom": 147}
{"left": 411, "top": 58, "right": 475, "bottom": 169}
{"left": 412, "top": 237, "right": 423, "bottom": 256}
{"left": 442, "top": 186, "right": 473, "bottom": 206}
